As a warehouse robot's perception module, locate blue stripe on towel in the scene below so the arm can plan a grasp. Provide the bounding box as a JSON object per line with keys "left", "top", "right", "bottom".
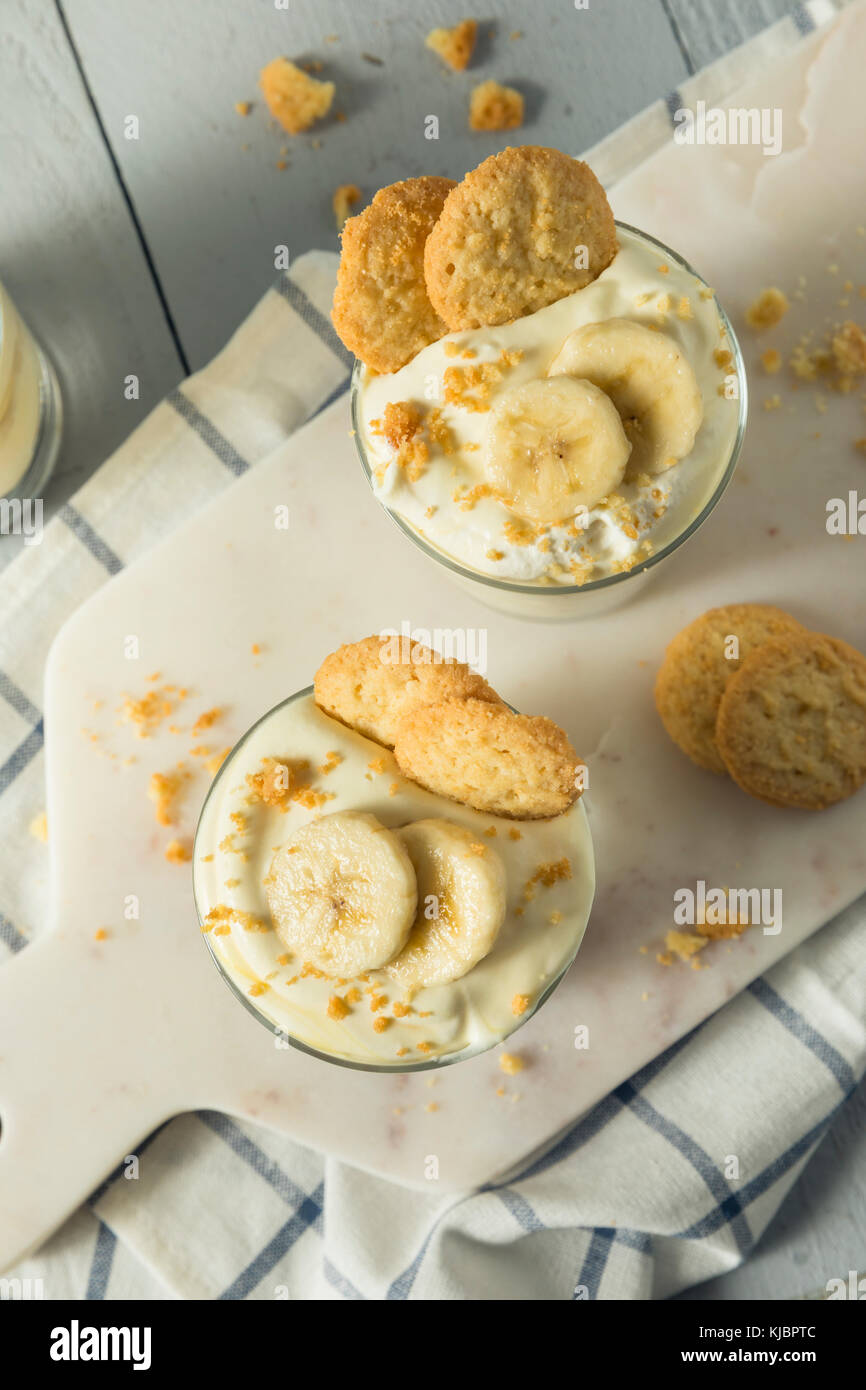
{"left": 275, "top": 277, "right": 354, "bottom": 370}
{"left": 85, "top": 1222, "right": 117, "bottom": 1300}
{"left": 0, "top": 719, "right": 44, "bottom": 796}
{"left": 218, "top": 1185, "right": 324, "bottom": 1300}
{"left": 59, "top": 504, "right": 123, "bottom": 575}
{"left": 167, "top": 391, "right": 250, "bottom": 476}
{"left": 748, "top": 977, "right": 855, "bottom": 1093}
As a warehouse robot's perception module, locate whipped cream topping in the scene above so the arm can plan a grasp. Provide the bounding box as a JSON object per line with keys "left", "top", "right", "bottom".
{"left": 358, "top": 228, "right": 742, "bottom": 586}
{"left": 194, "top": 694, "right": 594, "bottom": 1066}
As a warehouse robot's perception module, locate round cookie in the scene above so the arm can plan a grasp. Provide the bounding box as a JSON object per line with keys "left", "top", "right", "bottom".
{"left": 314, "top": 636, "right": 502, "bottom": 749}
{"left": 332, "top": 176, "right": 457, "bottom": 373}
{"left": 654, "top": 604, "right": 806, "bottom": 774}
{"left": 393, "top": 697, "right": 582, "bottom": 819}
{"left": 423, "top": 146, "right": 617, "bottom": 331}
{"left": 716, "top": 632, "right": 866, "bottom": 810}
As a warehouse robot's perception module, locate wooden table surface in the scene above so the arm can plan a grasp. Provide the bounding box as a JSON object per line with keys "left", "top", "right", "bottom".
{"left": 1, "top": 0, "right": 863, "bottom": 1299}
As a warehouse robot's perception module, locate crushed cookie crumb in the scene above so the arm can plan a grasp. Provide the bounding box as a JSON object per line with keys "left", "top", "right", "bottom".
{"left": 327, "top": 994, "right": 350, "bottom": 1021}
{"left": 511, "top": 993, "right": 530, "bottom": 1017}
{"left": 333, "top": 182, "right": 361, "bottom": 231}
{"left": 165, "top": 838, "right": 192, "bottom": 864}
{"left": 259, "top": 57, "right": 334, "bottom": 135}
{"left": 499, "top": 1052, "right": 524, "bottom": 1075}
{"left": 746, "top": 287, "right": 789, "bottom": 330}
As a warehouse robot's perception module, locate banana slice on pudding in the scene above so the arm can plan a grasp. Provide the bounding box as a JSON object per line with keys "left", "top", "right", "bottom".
{"left": 483, "top": 375, "right": 631, "bottom": 524}
{"left": 548, "top": 318, "right": 703, "bottom": 478}
{"left": 265, "top": 810, "right": 417, "bottom": 977}
{"left": 384, "top": 818, "right": 507, "bottom": 990}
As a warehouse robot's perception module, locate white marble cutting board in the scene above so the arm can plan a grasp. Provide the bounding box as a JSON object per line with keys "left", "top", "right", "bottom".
{"left": 1, "top": 4, "right": 866, "bottom": 1273}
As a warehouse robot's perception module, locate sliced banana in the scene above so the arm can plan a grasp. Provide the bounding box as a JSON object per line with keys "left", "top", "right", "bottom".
{"left": 483, "top": 376, "right": 631, "bottom": 524}
{"left": 265, "top": 811, "right": 417, "bottom": 977}
{"left": 384, "top": 819, "right": 507, "bottom": 990}
{"left": 548, "top": 318, "right": 704, "bottom": 478}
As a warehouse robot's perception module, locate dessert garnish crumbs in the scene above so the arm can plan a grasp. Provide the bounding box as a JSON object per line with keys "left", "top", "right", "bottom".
{"left": 664, "top": 930, "right": 707, "bottom": 962}
{"left": 319, "top": 750, "right": 343, "bottom": 774}
{"left": 373, "top": 1016, "right": 391, "bottom": 1033}
{"left": 396, "top": 1047, "right": 409, "bottom": 1057}
{"left": 484, "top": 826, "right": 498, "bottom": 837}
{"left": 29, "top": 812, "right": 48, "bottom": 842}
{"left": 202, "top": 904, "right": 269, "bottom": 935}
{"left": 548, "top": 910, "right": 563, "bottom": 925}
{"left": 761, "top": 349, "right": 782, "bottom": 374}
{"left": 192, "top": 707, "right": 222, "bottom": 737}
{"left": 94, "top": 928, "right": 109, "bottom": 942}
{"left": 499, "top": 1052, "right": 524, "bottom": 1075}
{"left": 249, "top": 982, "right": 268, "bottom": 997}
{"left": 388, "top": 781, "right": 399, "bottom": 796}
{"left": 148, "top": 768, "right": 189, "bottom": 827}
{"left": 328, "top": 995, "right": 350, "bottom": 1021}
{"left": 425, "top": 1102, "right": 439, "bottom": 1113}
{"left": 206, "top": 748, "right": 231, "bottom": 777}
{"left": 235, "top": 101, "right": 252, "bottom": 117}
{"left": 370, "top": 993, "right": 388, "bottom": 1011}
{"left": 346, "top": 986, "right": 362, "bottom": 1004}
{"left": 508, "top": 828, "right": 522, "bottom": 841}
{"left": 523, "top": 857, "right": 572, "bottom": 900}
{"left": 259, "top": 57, "right": 335, "bottom": 135}
{"left": 425, "top": 20, "right": 477, "bottom": 71}
{"left": 469, "top": 80, "right": 524, "bottom": 133}
{"left": 745, "top": 287, "right": 789, "bottom": 330}
{"left": 119, "top": 687, "right": 176, "bottom": 738}
{"left": 367, "top": 756, "right": 387, "bottom": 774}
{"left": 417, "top": 1041, "right": 433, "bottom": 1054}
{"left": 392, "top": 1001, "right": 411, "bottom": 1018}
{"left": 276, "top": 953, "right": 292, "bottom": 966}
{"left": 165, "top": 839, "right": 192, "bottom": 864}
{"left": 512, "top": 994, "right": 530, "bottom": 1017}
{"left": 333, "top": 183, "right": 361, "bottom": 231}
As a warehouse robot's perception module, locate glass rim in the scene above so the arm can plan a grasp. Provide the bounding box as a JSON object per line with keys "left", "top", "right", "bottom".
{"left": 352, "top": 220, "right": 749, "bottom": 598}
{"left": 192, "top": 684, "right": 595, "bottom": 1073}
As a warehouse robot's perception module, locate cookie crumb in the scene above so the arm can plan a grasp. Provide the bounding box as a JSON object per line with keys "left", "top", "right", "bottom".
{"left": 165, "top": 838, "right": 192, "bottom": 864}
{"left": 425, "top": 20, "right": 477, "bottom": 71}
{"left": 664, "top": 929, "right": 707, "bottom": 962}
{"left": 327, "top": 994, "right": 350, "bottom": 1021}
{"left": 511, "top": 993, "right": 530, "bottom": 1016}
{"left": 29, "top": 811, "right": 48, "bottom": 843}
{"left": 235, "top": 101, "right": 252, "bottom": 117}
{"left": 469, "top": 80, "right": 524, "bottom": 132}
{"left": 94, "top": 928, "right": 109, "bottom": 942}
{"left": 746, "top": 287, "right": 789, "bottom": 330}
{"left": 333, "top": 182, "right": 361, "bottom": 231}
{"left": 259, "top": 57, "right": 335, "bottom": 135}
{"left": 499, "top": 1052, "right": 524, "bottom": 1075}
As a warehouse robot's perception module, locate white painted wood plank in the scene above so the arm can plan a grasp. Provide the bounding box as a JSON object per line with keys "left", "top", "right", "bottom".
{"left": 60, "top": 0, "right": 688, "bottom": 368}
{"left": 0, "top": 0, "right": 183, "bottom": 571}
{"left": 667, "top": 0, "right": 807, "bottom": 73}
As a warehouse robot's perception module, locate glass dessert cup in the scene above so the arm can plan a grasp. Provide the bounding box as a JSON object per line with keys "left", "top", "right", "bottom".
{"left": 0, "top": 284, "right": 63, "bottom": 502}
{"left": 193, "top": 685, "right": 596, "bottom": 1073}
{"left": 352, "top": 223, "right": 748, "bottom": 622}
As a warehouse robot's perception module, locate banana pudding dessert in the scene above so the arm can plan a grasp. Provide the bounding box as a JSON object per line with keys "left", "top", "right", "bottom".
{"left": 334, "top": 147, "right": 745, "bottom": 607}
{"left": 194, "top": 636, "right": 594, "bottom": 1068}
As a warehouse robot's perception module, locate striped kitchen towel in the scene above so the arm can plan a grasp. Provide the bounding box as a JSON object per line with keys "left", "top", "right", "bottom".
{"left": 2, "top": 0, "right": 863, "bottom": 1300}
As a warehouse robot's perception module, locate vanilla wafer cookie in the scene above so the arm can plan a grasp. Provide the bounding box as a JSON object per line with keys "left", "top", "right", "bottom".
{"left": 332, "top": 176, "right": 456, "bottom": 372}
{"left": 394, "top": 697, "right": 582, "bottom": 818}
{"left": 314, "top": 636, "right": 502, "bottom": 748}
{"left": 716, "top": 632, "right": 866, "bottom": 809}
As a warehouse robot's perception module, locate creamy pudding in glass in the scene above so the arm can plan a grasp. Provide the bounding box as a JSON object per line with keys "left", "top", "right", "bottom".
{"left": 0, "top": 283, "right": 62, "bottom": 500}
{"left": 194, "top": 641, "right": 594, "bottom": 1071}
{"left": 354, "top": 225, "right": 746, "bottom": 619}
